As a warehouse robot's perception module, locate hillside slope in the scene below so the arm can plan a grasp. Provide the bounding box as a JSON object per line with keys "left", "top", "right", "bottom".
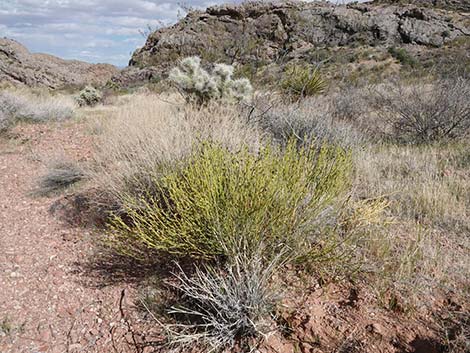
{"left": 128, "top": 0, "right": 469, "bottom": 71}
{"left": 0, "top": 38, "right": 118, "bottom": 89}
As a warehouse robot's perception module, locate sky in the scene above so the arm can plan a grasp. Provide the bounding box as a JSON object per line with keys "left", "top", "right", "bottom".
{"left": 0, "top": 0, "right": 361, "bottom": 67}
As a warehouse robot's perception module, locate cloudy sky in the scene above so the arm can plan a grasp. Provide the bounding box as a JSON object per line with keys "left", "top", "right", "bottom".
{"left": 1, "top": 0, "right": 359, "bottom": 67}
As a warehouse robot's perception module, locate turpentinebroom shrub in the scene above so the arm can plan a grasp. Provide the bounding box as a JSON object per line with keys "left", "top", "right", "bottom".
{"left": 107, "top": 139, "right": 351, "bottom": 262}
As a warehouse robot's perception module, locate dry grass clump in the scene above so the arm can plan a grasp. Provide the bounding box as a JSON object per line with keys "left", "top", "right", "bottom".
{"left": 355, "top": 143, "right": 470, "bottom": 229}
{"left": 330, "top": 86, "right": 371, "bottom": 122}
{"left": 0, "top": 89, "right": 75, "bottom": 131}
{"left": 159, "top": 252, "right": 283, "bottom": 352}
{"left": 35, "top": 160, "right": 84, "bottom": 196}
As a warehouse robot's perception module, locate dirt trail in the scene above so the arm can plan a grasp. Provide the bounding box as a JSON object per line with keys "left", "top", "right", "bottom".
{"left": 0, "top": 124, "right": 139, "bottom": 353}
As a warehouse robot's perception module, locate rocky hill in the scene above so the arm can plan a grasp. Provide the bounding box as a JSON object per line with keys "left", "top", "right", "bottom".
{"left": 0, "top": 38, "right": 118, "bottom": 89}
{"left": 123, "top": 0, "right": 469, "bottom": 84}
{"left": 374, "top": 0, "right": 470, "bottom": 12}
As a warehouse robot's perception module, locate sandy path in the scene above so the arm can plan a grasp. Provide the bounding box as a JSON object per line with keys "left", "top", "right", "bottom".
{"left": 0, "top": 124, "right": 140, "bottom": 353}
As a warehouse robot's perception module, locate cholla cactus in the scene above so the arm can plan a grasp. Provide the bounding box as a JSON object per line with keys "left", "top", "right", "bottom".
{"left": 76, "top": 86, "right": 102, "bottom": 107}
{"left": 169, "top": 56, "right": 253, "bottom": 105}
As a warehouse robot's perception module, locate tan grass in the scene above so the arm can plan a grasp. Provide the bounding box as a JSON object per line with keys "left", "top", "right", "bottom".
{"left": 353, "top": 142, "right": 470, "bottom": 310}
{"left": 89, "top": 93, "right": 263, "bottom": 204}
{"left": 0, "top": 87, "right": 76, "bottom": 130}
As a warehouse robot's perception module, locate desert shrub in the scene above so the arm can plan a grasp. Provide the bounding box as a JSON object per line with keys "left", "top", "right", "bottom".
{"left": 160, "top": 252, "right": 282, "bottom": 351}
{"left": 76, "top": 86, "right": 102, "bottom": 107}
{"left": 373, "top": 78, "right": 470, "bottom": 143}
{"left": 280, "top": 64, "right": 326, "bottom": 99}
{"left": 169, "top": 56, "right": 253, "bottom": 105}
{"left": 0, "top": 90, "right": 75, "bottom": 130}
{"left": 330, "top": 86, "right": 371, "bottom": 122}
{"left": 35, "top": 160, "right": 84, "bottom": 196}
{"left": 388, "top": 47, "right": 420, "bottom": 68}
{"left": 107, "top": 139, "right": 351, "bottom": 261}
{"left": 251, "top": 95, "right": 366, "bottom": 149}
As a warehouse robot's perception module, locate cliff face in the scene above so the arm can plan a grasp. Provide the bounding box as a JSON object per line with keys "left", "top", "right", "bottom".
{"left": 0, "top": 38, "right": 118, "bottom": 89}
{"left": 128, "top": 0, "right": 469, "bottom": 71}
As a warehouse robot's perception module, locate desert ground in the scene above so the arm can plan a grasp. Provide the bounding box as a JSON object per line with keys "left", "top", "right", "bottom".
{"left": 1, "top": 1, "right": 469, "bottom": 352}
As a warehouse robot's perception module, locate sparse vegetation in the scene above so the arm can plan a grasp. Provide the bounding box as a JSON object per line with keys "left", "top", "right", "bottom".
{"left": 354, "top": 142, "right": 470, "bottom": 311}
{"left": 3, "top": 11, "right": 470, "bottom": 351}
{"left": 83, "top": 77, "right": 469, "bottom": 351}
{"left": 373, "top": 78, "right": 470, "bottom": 143}
{"left": 0, "top": 89, "right": 75, "bottom": 131}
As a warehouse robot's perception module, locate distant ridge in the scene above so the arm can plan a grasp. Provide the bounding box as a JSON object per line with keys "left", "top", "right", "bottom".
{"left": 0, "top": 38, "right": 118, "bottom": 88}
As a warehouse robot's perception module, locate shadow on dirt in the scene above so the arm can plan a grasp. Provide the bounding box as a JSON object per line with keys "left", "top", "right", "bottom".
{"left": 407, "top": 337, "right": 445, "bottom": 353}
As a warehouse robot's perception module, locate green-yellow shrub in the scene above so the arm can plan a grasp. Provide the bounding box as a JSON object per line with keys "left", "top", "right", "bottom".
{"left": 107, "top": 139, "right": 351, "bottom": 261}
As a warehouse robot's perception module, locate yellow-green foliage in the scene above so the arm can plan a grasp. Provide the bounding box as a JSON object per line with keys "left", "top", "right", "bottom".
{"left": 281, "top": 65, "right": 327, "bottom": 99}
{"left": 108, "top": 139, "right": 351, "bottom": 261}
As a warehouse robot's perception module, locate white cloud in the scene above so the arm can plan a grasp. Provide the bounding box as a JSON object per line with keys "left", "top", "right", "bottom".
{"left": 1, "top": 0, "right": 230, "bottom": 65}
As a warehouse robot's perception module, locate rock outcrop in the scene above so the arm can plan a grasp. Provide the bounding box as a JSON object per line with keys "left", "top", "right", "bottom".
{"left": 374, "top": 0, "right": 470, "bottom": 12}
{"left": 128, "top": 0, "right": 469, "bottom": 71}
{"left": 0, "top": 38, "right": 118, "bottom": 89}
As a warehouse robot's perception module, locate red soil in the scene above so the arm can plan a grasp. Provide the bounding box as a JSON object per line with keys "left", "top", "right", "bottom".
{"left": 0, "top": 121, "right": 460, "bottom": 353}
